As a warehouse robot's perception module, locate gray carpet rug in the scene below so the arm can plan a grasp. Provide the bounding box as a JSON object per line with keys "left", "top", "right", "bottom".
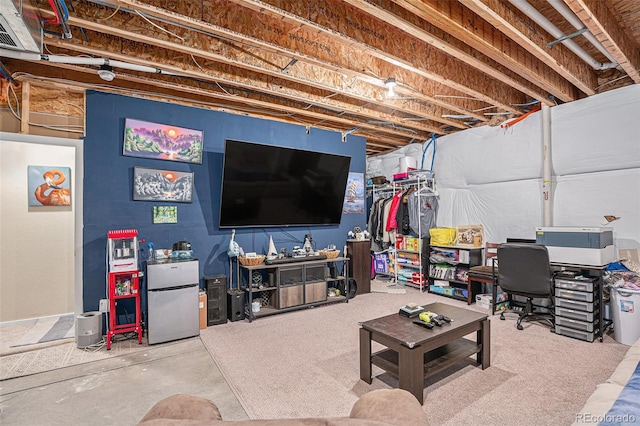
{"left": 9, "top": 315, "right": 75, "bottom": 349}
{"left": 200, "top": 291, "right": 629, "bottom": 425}
{"left": 370, "top": 278, "right": 406, "bottom": 294}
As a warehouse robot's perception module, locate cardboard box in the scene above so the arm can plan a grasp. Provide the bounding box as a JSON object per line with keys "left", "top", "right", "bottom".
{"left": 199, "top": 291, "right": 207, "bottom": 330}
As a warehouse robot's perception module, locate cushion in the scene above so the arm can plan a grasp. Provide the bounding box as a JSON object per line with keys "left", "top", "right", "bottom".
{"left": 139, "top": 394, "right": 222, "bottom": 423}
{"left": 349, "top": 389, "right": 430, "bottom": 426}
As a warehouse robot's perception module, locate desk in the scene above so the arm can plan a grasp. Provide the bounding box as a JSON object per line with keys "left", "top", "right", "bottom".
{"left": 467, "top": 264, "right": 499, "bottom": 313}
{"left": 359, "top": 302, "right": 490, "bottom": 404}
{"left": 550, "top": 262, "right": 610, "bottom": 342}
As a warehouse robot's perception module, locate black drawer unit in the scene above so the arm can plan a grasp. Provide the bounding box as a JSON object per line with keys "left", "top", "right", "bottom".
{"left": 553, "top": 276, "right": 598, "bottom": 342}
{"left": 204, "top": 275, "right": 227, "bottom": 326}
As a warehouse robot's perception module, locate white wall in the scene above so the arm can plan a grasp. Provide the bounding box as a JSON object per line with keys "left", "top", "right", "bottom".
{"left": 0, "top": 133, "right": 83, "bottom": 322}
{"left": 367, "top": 85, "right": 640, "bottom": 251}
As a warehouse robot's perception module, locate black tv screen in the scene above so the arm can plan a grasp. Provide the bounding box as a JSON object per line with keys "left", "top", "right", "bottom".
{"left": 219, "top": 140, "right": 352, "bottom": 228}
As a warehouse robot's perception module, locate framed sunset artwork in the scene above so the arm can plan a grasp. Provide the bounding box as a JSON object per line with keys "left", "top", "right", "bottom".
{"left": 123, "top": 118, "right": 203, "bottom": 164}
{"left": 133, "top": 167, "right": 194, "bottom": 203}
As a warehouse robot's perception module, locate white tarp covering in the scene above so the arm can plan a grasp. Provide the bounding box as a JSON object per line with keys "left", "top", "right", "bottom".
{"left": 367, "top": 84, "right": 640, "bottom": 251}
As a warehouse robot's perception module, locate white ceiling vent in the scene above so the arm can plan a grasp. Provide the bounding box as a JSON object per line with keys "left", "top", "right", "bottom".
{"left": 0, "top": 0, "right": 42, "bottom": 53}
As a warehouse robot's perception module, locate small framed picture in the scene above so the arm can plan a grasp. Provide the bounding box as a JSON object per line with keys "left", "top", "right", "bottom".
{"left": 153, "top": 206, "right": 178, "bottom": 224}
{"left": 133, "top": 167, "right": 194, "bottom": 203}
{"left": 28, "top": 166, "right": 72, "bottom": 206}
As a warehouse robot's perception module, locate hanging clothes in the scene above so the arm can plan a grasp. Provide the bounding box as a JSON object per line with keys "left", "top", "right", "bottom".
{"left": 385, "top": 190, "right": 404, "bottom": 231}
{"left": 380, "top": 196, "right": 396, "bottom": 248}
{"left": 408, "top": 192, "right": 438, "bottom": 238}
{"left": 396, "top": 187, "right": 416, "bottom": 235}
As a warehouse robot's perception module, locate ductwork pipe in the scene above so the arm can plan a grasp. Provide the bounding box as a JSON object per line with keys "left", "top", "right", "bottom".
{"left": 546, "top": 0, "right": 617, "bottom": 65}
{"left": 0, "top": 48, "right": 183, "bottom": 76}
{"left": 508, "top": 0, "right": 617, "bottom": 70}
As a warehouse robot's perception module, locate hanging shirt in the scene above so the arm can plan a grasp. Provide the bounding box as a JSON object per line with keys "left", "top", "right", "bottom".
{"left": 408, "top": 193, "right": 438, "bottom": 238}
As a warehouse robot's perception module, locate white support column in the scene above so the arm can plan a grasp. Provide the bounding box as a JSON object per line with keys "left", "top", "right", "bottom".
{"left": 542, "top": 103, "right": 552, "bottom": 226}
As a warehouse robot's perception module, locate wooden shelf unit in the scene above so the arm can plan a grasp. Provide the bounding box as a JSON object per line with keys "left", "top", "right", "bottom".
{"left": 239, "top": 256, "right": 351, "bottom": 322}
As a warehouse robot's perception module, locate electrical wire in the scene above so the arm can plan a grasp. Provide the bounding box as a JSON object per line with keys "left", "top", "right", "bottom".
{"left": 27, "top": 122, "right": 85, "bottom": 133}
{"left": 135, "top": 10, "right": 185, "bottom": 42}
{"left": 11, "top": 72, "right": 294, "bottom": 118}
{"left": 4, "top": 80, "right": 85, "bottom": 133}
{"left": 97, "top": 5, "right": 121, "bottom": 21}
{"left": 594, "top": 74, "right": 633, "bottom": 91}
{"left": 6, "top": 82, "right": 20, "bottom": 120}
{"left": 500, "top": 104, "right": 541, "bottom": 129}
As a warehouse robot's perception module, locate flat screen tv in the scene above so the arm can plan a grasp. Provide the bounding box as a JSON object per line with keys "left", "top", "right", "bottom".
{"left": 219, "top": 139, "right": 352, "bottom": 228}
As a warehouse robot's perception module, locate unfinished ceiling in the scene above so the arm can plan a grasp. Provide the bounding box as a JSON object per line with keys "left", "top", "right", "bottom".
{"left": 1, "top": 0, "right": 638, "bottom": 154}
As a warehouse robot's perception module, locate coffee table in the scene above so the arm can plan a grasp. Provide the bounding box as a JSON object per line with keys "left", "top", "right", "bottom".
{"left": 359, "top": 302, "right": 490, "bottom": 404}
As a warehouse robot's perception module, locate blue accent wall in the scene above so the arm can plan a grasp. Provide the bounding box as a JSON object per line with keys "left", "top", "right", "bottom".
{"left": 83, "top": 91, "right": 366, "bottom": 312}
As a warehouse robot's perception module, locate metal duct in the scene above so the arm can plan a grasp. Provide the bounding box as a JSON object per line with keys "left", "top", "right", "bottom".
{"left": 508, "top": 0, "right": 616, "bottom": 70}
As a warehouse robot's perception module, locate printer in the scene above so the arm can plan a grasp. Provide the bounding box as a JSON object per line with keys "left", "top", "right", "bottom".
{"left": 535, "top": 226, "right": 614, "bottom": 266}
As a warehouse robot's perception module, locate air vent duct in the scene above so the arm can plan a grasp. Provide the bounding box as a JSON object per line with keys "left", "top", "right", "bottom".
{"left": 0, "top": 0, "right": 42, "bottom": 53}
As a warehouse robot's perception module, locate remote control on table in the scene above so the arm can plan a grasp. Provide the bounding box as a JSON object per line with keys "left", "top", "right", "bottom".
{"left": 413, "top": 320, "right": 434, "bottom": 329}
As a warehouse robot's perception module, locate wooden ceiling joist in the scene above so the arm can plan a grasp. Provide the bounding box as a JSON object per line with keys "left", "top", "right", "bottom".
{"left": 84, "top": 0, "right": 499, "bottom": 120}
{"left": 461, "top": 0, "right": 597, "bottom": 95}
{"left": 4, "top": 0, "right": 636, "bottom": 153}
{"left": 390, "top": 0, "right": 582, "bottom": 102}
{"left": 10, "top": 58, "right": 425, "bottom": 144}
{"left": 230, "top": 0, "right": 526, "bottom": 114}
{"left": 564, "top": 0, "right": 640, "bottom": 83}
{"left": 72, "top": 1, "right": 470, "bottom": 130}
{"left": 44, "top": 35, "right": 443, "bottom": 138}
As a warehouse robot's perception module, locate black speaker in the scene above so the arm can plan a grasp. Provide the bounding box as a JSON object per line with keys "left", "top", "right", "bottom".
{"left": 227, "top": 290, "right": 245, "bottom": 322}
{"left": 204, "top": 275, "right": 227, "bottom": 326}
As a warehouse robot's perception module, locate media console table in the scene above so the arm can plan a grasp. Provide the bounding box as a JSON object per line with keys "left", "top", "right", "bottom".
{"left": 239, "top": 256, "right": 350, "bottom": 322}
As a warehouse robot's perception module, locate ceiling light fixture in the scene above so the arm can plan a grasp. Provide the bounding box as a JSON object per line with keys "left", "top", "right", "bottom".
{"left": 384, "top": 77, "right": 396, "bottom": 98}
{"left": 97, "top": 64, "right": 115, "bottom": 82}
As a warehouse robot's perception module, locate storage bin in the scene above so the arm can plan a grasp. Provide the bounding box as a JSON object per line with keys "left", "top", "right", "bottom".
{"left": 554, "top": 324, "right": 596, "bottom": 342}
{"left": 555, "top": 288, "right": 594, "bottom": 302}
{"left": 555, "top": 297, "right": 596, "bottom": 312}
{"left": 555, "top": 306, "right": 598, "bottom": 322}
{"left": 555, "top": 316, "right": 597, "bottom": 332}
{"left": 555, "top": 278, "right": 595, "bottom": 292}
{"left": 611, "top": 287, "right": 640, "bottom": 346}
{"left": 429, "top": 285, "right": 455, "bottom": 296}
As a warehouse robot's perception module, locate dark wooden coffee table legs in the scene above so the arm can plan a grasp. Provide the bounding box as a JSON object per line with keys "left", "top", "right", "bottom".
{"left": 478, "top": 317, "right": 490, "bottom": 369}
{"left": 398, "top": 344, "right": 425, "bottom": 403}
{"left": 359, "top": 328, "right": 372, "bottom": 384}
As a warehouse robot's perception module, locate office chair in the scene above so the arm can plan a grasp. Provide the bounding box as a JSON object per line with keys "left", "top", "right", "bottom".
{"left": 497, "top": 243, "right": 555, "bottom": 331}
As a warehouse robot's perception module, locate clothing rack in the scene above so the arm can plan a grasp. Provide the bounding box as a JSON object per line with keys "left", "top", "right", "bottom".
{"left": 367, "top": 183, "right": 395, "bottom": 202}
{"left": 391, "top": 171, "right": 438, "bottom": 292}
{"left": 392, "top": 174, "right": 437, "bottom": 196}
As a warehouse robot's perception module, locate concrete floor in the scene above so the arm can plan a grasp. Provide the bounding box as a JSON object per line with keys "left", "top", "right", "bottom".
{"left": 0, "top": 337, "right": 249, "bottom": 425}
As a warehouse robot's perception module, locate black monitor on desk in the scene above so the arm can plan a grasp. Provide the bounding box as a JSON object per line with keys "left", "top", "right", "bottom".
{"left": 506, "top": 238, "right": 536, "bottom": 244}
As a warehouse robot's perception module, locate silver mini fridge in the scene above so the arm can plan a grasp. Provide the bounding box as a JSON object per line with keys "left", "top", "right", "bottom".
{"left": 147, "top": 259, "right": 200, "bottom": 344}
